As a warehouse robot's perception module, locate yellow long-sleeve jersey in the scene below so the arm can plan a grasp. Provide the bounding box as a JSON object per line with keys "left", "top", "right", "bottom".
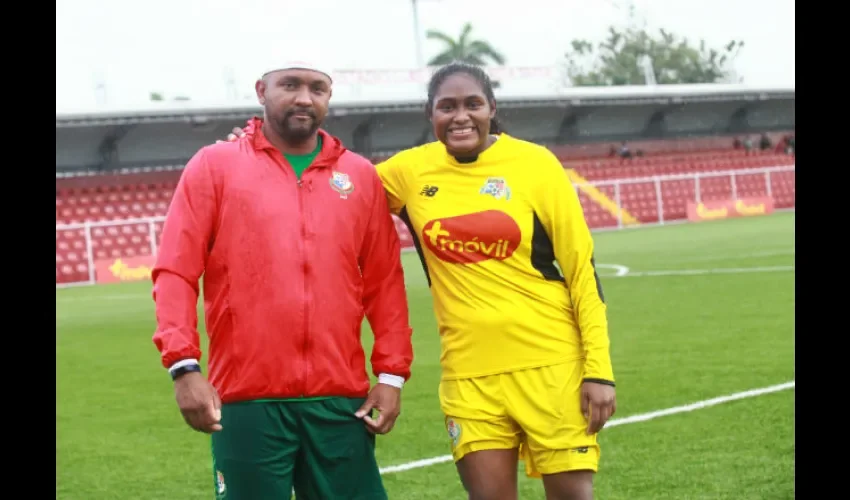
{"left": 376, "top": 134, "right": 614, "bottom": 384}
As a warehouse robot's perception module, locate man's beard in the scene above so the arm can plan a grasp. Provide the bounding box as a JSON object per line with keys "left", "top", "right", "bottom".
{"left": 276, "top": 108, "right": 321, "bottom": 144}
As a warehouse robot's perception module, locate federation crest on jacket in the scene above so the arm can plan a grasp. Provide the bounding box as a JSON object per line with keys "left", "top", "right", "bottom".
{"left": 330, "top": 171, "right": 355, "bottom": 199}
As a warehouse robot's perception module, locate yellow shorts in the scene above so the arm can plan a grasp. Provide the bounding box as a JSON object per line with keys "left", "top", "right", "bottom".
{"left": 439, "top": 361, "right": 599, "bottom": 478}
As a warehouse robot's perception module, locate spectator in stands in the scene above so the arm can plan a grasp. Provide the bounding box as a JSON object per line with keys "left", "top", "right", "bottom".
{"left": 152, "top": 59, "right": 413, "bottom": 500}
{"left": 229, "top": 60, "right": 617, "bottom": 500}
{"left": 619, "top": 141, "right": 632, "bottom": 160}
{"left": 759, "top": 133, "right": 772, "bottom": 151}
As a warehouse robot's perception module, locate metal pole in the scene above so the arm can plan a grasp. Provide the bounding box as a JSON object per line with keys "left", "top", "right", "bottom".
{"left": 84, "top": 222, "right": 96, "bottom": 285}
{"left": 412, "top": 0, "right": 424, "bottom": 68}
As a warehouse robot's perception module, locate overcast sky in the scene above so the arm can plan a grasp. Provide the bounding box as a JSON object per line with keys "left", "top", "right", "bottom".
{"left": 56, "top": 0, "right": 794, "bottom": 112}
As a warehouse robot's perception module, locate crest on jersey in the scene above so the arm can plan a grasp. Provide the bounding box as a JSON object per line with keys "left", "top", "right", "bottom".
{"left": 446, "top": 418, "right": 462, "bottom": 446}
{"left": 329, "top": 171, "right": 354, "bottom": 199}
{"left": 479, "top": 177, "right": 511, "bottom": 200}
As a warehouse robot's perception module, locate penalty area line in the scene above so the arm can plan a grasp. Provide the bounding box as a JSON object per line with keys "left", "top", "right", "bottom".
{"left": 378, "top": 380, "right": 795, "bottom": 475}
{"left": 612, "top": 265, "right": 794, "bottom": 278}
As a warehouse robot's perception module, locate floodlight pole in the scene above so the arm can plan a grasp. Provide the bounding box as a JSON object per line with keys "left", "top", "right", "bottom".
{"left": 412, "top": 0, "right": 424, "bottom": 68}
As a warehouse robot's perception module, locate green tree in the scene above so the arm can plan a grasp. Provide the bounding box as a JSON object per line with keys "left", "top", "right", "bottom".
{"left": 425, "top": 22, "right": 506, "bottom": 67}
{"left": 564, "top": 25, "right": 744, "bottom": 86}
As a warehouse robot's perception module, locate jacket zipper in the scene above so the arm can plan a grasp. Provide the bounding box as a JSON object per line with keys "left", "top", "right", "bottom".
{"left": 296, "top": 176, "right": 310, "bottom": 397}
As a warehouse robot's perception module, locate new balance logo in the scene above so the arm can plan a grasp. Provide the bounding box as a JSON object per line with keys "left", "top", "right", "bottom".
{"left": 420, "top": 185, "right": 439, "bottom": 197}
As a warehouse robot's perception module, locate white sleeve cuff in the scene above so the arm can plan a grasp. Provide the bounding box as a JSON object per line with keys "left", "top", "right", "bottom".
{"left": 168, "top": 358, "right": 200, "bottom": 374}
{"left": 378, "top": 373, "right": 405, "bottom": 389}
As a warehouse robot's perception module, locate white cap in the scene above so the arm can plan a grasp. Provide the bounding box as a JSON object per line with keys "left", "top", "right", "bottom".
{"left": 260, "top": 58, "right": 333, "bottom": 83}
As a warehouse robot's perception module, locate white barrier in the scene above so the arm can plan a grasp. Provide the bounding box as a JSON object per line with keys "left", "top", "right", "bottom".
{"left": 572, "top": 164, "right": 795, "bottom": 229}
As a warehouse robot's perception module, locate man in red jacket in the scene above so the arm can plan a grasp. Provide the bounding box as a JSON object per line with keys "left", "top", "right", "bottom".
{"left": 151, "top": 59, "right": 413, "bottom": 500}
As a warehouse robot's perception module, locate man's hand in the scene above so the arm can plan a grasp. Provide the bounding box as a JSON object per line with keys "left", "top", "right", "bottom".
{"left": 216, "top": 127, "right": 246, "bottom": 143}
{"left": 581, "top": 381, "right": 616, "bottom": 435}
{"left": 354, "top": 384, "right": 402, "bottom": 435}
{"left": 173, "top": 371, "right": 223, "bottom": 433}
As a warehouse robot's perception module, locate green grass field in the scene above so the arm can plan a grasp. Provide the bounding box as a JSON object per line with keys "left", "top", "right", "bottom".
{"left": 56, "top": 212, "right": 795, "bottom": 500}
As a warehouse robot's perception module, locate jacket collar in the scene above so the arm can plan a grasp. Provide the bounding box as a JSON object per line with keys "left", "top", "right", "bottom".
{"left": 245, "top": 117, "right": 346, "bottom": 168}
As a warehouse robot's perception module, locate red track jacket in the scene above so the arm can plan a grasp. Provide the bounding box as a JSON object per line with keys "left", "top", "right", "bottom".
{"left": 152, "top": 119, "right": 413, "bottom": 403}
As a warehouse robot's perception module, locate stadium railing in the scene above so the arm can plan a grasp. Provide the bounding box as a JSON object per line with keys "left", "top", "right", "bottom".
{"left": 55, "top": 164, "right": 795, "bottom": 288}
{"left": 571, "top": 164, "right": 795, "bottom": 229}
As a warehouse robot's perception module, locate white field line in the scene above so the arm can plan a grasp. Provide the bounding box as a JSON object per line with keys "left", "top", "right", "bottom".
{"left": 678, "top": 248, "right": 795, "bottom": 264}
{"left": 611, "top": 265, "right": 794, "bottom": 278}
{"left": 378, "top": 380, "right": 795, "bottom": 475}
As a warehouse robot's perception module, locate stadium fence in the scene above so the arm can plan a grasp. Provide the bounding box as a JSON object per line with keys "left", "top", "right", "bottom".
{"left": 55, "top": 165, "right": 795, "bottom": 288}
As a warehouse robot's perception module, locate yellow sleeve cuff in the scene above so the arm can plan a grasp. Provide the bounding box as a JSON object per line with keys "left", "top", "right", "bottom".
{"left": 582, "top": 347, "right": 615, "bottom": 383}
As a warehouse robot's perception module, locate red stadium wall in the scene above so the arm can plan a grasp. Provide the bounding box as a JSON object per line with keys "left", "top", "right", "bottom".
{"left": 56, "top": 150, "right": 795, "bottom": 286}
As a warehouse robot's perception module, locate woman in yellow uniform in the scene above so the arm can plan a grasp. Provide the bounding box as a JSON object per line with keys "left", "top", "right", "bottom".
{"left": 376, "top": 62, "right": 617, "bottom": 500}
{"left": 226, "top": 61, "right": 616, "bottom": 500}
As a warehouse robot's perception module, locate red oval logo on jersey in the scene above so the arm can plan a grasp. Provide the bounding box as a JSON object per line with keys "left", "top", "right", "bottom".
{"left": 421, "top": 210, "right": 521, "bottom": 264}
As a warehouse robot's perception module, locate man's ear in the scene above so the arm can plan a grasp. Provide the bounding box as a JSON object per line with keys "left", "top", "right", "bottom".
{"left": 255, "top": 79, "right": 266, "bottom": 105}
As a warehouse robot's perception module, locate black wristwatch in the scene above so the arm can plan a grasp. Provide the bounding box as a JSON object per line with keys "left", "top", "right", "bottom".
{"left": 170, "top": 363, "right": 202, "bottom": 381}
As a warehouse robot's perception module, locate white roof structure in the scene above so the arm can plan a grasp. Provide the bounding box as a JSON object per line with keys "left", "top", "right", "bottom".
{"left": 56, "top": 81, "right": 794, "bottom": 126}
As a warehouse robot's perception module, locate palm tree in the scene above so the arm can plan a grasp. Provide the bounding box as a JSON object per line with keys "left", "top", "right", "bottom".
{"left": 425, "top": 22, "right": 506, "bottom": 67}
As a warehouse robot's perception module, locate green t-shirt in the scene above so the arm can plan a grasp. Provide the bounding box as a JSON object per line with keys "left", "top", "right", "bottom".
{"left": 283, "top": 135, "right": 322, "bottom": 179}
